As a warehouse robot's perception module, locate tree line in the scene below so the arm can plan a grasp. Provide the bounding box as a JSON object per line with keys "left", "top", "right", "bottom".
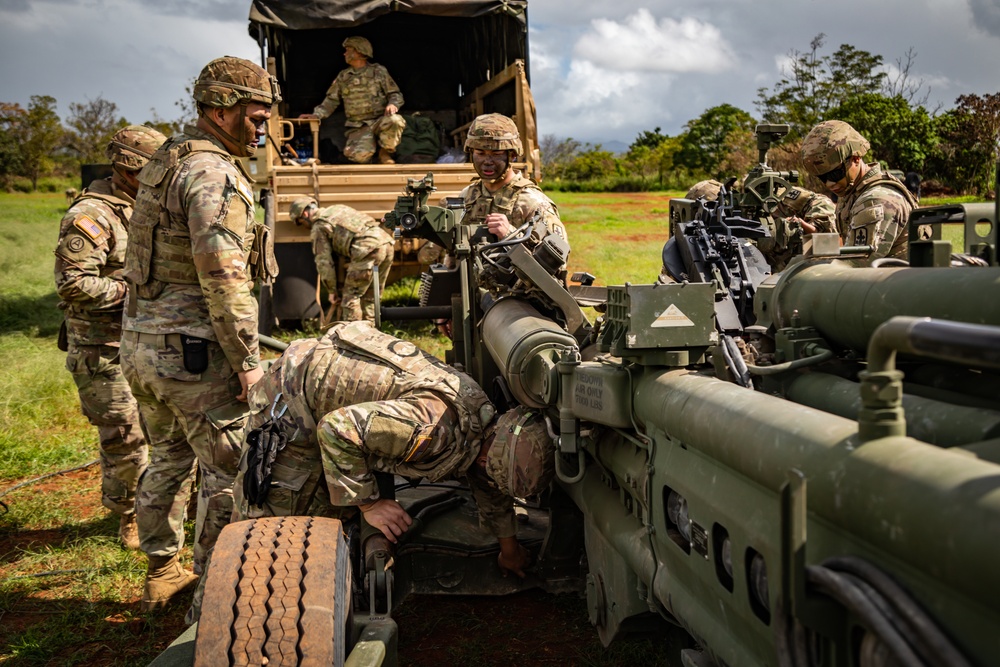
{"left": 542, "top": 35, "right": 1000, "bottom": 198}
{"left": 0, "top": 92, "right": 192, "bottom": 193}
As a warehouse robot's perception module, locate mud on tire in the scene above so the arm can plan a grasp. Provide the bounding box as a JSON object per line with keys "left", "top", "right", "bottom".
{"left": 194, "top": 516, "right": 351, "bottom": 667}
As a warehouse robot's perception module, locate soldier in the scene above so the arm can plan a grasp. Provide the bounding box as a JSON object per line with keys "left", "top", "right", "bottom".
{"left": 54, "top": 125, "right": 166, "bottom": 550}
{"left": 801, "top": 120, "right": 918, "bottom": 262}
{"left": 120, "top": 56, "right": 280, "bottom": 614}
{"left": 289, "top": 197, "right": 394, "bottom": 322}
{"left": 299, "top": 36, "right": 405, "bottom": 164}
{"left": 234, "top": 321, "right": 555, "bottom": 577}
{"left": 683, "top": 179, "right": 836, "bottom": 271}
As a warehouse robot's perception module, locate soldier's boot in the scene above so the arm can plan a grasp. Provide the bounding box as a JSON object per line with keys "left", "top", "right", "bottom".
{"left": 378, "top": 147, "right": 396, "bottom": 164}
{"left": 118, "top": 513, "right": 140, "bottom": 550}
{"left": 140, "top": 555, "right": 199, "bottom": 612}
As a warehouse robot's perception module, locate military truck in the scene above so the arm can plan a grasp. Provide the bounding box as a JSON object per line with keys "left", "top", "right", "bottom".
{"left": 151, "top": 130, "right": 1000, "bottom": 667}
{"left": 244, "top": 0, "right": 539, "bottom": 331}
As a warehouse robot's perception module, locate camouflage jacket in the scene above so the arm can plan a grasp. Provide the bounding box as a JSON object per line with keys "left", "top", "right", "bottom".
{"left": 311, "top": 205, "right": 394, "bottom": 294}
{"left": 54, "top": 178, "right": 131, "bottom": 346}
{"left": 836, "top": 163, "right": 918, "bottom": 262}
{"left": 123, "top": 124, "right": 270, "bottom": 373}
{"left": 758, "top": 186, "right": 838, "bottom": 271}
{"left": 461, "top": 173, "right": 567, "bottom": 242}
{"left": 241, "top": 322, "right": 513, "bottom": 535}
{"left": 314, "top": 63, "right": 404, "bottom": 126}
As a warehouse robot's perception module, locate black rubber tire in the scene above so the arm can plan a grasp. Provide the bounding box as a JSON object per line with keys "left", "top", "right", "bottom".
{"left": 194, "top": 516, "right": 351, "bottom": 667}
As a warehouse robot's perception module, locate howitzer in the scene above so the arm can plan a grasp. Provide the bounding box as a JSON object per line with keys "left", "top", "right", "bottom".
{"left": 160, "top": 167, "right": 1000, "bottom": 667}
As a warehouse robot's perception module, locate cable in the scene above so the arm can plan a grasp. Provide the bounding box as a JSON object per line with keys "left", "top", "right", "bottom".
{"left": 0, "top": 459, "right": 100, "bottom": 513}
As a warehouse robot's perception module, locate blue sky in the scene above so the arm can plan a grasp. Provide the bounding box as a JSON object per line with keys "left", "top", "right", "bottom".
{"left": 2, "top": 0, "right": 999, "bottom": 147}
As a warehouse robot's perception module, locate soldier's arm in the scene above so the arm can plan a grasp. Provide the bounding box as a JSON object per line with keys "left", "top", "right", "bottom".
{"left": 53, "top": 219, "right": 126, "bottom": 311}
{"left": 515, "top": 190, "right": 569, "bottom": 245}
{"left": 380, "top": 66, "right": 404, "bottom": 110}
{"left": 311, "top": 226, "right": 339, "bottom": 294}
{"left": 855, "top": 191, "right": 911, "bottom": 261}
{"left": 313, "top": 73, "right": 343, "bottom": 120}
{"left": 468, "top": 474, "right": 517, "bottom": 539}
{"left": 804, "top": 194, "right": 837, "bottom": 235}
{"left": 180, "top": 160, "right": 259, "bottom": 372}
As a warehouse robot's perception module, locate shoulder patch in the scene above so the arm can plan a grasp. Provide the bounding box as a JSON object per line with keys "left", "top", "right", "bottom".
{"left": 72, "top": 216, "right": 109, "bottom": 244}
{"left": 236, "top": 179, "right": 255, "bottom": 210}
{"left": 784, "top": 188, "right": 801, "bottom": 201}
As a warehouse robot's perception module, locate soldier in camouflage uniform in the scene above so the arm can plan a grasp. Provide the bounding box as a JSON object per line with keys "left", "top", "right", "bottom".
{"left": 462, "top": 113, "right": 567, "bottom": 252}
{"left": 683, "top": 179, "right": 836, "bottom": 271}
{"left": 801, "top": 120, "right": 917, "bottom": 263}
{"left": 289, "top": 197, "right": 394, "bottom": 322}
{"left": 120, "top": 56, "right": 281, "bottom": 614}
{"left": 234, "top": 321, "right": 555, "bottom": 577}
{"left": 300, "top": 36, "right": 405, "bottom": 164}
{"left": 54, "top": 125, "right": 166, "bottom": 550}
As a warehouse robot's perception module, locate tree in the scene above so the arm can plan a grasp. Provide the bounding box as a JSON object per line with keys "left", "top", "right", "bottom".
{"left": 20, "top": 95, "right": 63, "bottom": 191}
{"left": 630, "top": 126, "right": 669, "bottom": 152}
{"left": 677, "top": 104, "right": 756, "bottom": 177}
{"left": 65, "top": 96, "right": 128, "bottom": 165}
{"left": 540, "top": 135, "right": 582, "bottom": 180}
{"left": 564, "top": 144, "right": 618, "bottom": 182}
{"left": 830, "top": 93, "right": 937, "bottom": 173}
{"left": 925, "top": 93, "right": 1000, "bottom": 195}
{"left": 0, "top": 103, "right": 26, "bottom": 191}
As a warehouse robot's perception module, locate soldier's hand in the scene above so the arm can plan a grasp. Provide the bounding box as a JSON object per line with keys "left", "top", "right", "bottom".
{"left": 497, "top": 536, "right": 531, "bottom": 578}
{"left": 237, "top": 367, "right": 265, "bottom": 402}
{"left": 384, "top": 104, "right": 398, "bottom": 116}
{"left": 800, "top": 219, "right": 818, "bottom": 235}
{"left": 485, "top": 213, "right": 514, "bottom": 240}
{"left": 360, "top": 498, "right": 412, "bottom": 543}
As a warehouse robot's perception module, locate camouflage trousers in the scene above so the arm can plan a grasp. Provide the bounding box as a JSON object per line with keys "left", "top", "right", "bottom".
{"left": 316, "top": 390, "right": 468, "bottom": 505}
{"left": 344, "top": 114, "right": 406, "bottom": 164}
{"left": 66, "top": 344, "right": 148, "bottom": 516}
{"left": 340, "top": 236, "right": 393, "bottom": 321}
{"left": 120, "top": 331, "right": 247, "bottom": 575}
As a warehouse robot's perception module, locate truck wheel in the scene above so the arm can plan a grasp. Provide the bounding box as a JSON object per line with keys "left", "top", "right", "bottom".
{"left": 194, "top": 516, "right": 351, "bottom": 667}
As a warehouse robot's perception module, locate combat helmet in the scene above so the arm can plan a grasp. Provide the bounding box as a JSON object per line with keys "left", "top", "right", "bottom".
{"left": 343, "top": 36, "right": 373, "bottom": 59}
{"left": 192, "top": 56, "right": 281, "bottom": 109}
{"left": 289, "top": 196, "right": 318, "bottom": 225}
{"left": 686, "top": 179, "right": 723, "bottom": 201}
{"left": 800, "top": 120, "right": 871, "bottom": 177}
{"left": 484, "top": 407, "right": 556, "bottom": 498}
{"left": 106, "top": 125, "right": 167, "bottom": 172}
{"left": 464, "top": 113, "right": 521, "bottom": 154}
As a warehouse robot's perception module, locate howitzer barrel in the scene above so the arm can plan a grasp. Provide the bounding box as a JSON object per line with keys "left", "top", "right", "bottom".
{"left": 633, "top": 369, "right": 1000, "bottom": 618}
{"left": 758, "top": 262, "right": 1000, "bottom": 351}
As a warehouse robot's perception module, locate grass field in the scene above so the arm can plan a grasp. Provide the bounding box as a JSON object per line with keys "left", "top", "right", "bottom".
{"left": 0, "top": 188, "right": 691, "bottom": 666}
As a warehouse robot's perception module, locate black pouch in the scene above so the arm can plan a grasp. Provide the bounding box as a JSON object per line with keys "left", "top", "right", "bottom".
{"left": 181, "top": 336, "right": 209, "bottom": 373}
{"left": 57, "top": 321, "right": 69, "bottom": 352}
{"left": 243, "top": 419, "right": 288, "bottom": 508}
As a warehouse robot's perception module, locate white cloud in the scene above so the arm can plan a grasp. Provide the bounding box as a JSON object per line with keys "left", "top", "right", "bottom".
{"left": 573, "top": 9, "right": 735, "bottom": 73}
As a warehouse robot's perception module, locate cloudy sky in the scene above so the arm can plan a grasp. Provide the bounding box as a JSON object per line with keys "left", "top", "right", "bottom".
{"left": 2, "top": 0, "right": 1000, "bottom": 148}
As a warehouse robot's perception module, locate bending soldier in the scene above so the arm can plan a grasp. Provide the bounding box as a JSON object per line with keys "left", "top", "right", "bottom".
{"left": 54, "top": 125, "right": 166, "bottom": 550}
{"left": 800, "top": 120, "right": 917, "bottom": 263}
{"left": 300, "top": 36, "right": 405, "bottom": 164}
{"left": 289, "top": 197, "right": 394, "bottom": 322}
{"left": 234, "top": 322, "right": 556, "bottom": 577}
{"left": 121, "top": 56, "right": 280, "bottom": 615}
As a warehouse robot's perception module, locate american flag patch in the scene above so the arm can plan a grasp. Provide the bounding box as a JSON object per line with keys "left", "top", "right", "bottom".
{"left": 72, "top": 216, "right": 107, "bottom": 242}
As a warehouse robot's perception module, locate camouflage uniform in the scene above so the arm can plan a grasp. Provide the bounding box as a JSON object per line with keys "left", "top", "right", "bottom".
{"left": 801, "top": 120, "right": 917, "bottom": 262}
{"left": 120, "top": 101, "right": 280, "bottom": 576}
{"left": 55, "top": 177, "right": 148, "bottom": 518}
{"left": 233, "top": 322, "right": 531, "bottom": 539}
{"left": 314, "top": 58, "right": 406, "bottom": 164}
{"left": 764, "top": 186, "right": 838, "bottom": 270}
{"left": 833, "top": 164, "right": 916, "bottom": 260}
{"left": 310, "top": 205, "right": 394, "bottom": 321}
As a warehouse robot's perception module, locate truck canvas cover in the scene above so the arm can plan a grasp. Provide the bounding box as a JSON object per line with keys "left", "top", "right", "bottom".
{"left": 249, "top": 0, "right": 527, "bottom": 29}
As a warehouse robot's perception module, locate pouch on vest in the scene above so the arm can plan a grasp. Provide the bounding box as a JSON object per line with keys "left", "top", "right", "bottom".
{"left": 181, "top": 336, "right": 209, "bottom": 374}
{"left": 250, "top": 223, "right": 279, "bottom": 283}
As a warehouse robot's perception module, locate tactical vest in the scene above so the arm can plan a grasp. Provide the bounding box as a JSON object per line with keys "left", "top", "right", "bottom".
{"left": 463, "top": 175, "right": 537, "bottom": 227}
{"left": 339, "top": 65, "right": 388, "bottom": 124}
{"left": 839, "top": 170, "right": 919, "bottom": 249}
{"left": 124, "top": 137, "right": 275, "bottom": 300}
{"left": 315, "top": 206, "right": 384, "bottom": 257}
{"left": 313, "top": 322, "right": 496, "bottom": 439}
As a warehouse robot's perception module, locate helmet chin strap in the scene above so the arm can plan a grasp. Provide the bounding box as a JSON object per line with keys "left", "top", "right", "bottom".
{"left": 202, "top": 103, "right": 254, "bottom": 157}
{"left": 487, "top": 151, "right": 515, "bottom": 185}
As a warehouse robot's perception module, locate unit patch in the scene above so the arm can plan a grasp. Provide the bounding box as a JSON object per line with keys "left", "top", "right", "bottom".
{"left": 68, "top": 237, "right": 86, "bottom": 252}
{"left": 72, "top": 216, "right": 109, "bottom": 244}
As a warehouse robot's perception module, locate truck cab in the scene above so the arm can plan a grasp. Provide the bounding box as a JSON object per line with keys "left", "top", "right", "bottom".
{"left": 246, "top": 0, "right": 539, "bottom": 331}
